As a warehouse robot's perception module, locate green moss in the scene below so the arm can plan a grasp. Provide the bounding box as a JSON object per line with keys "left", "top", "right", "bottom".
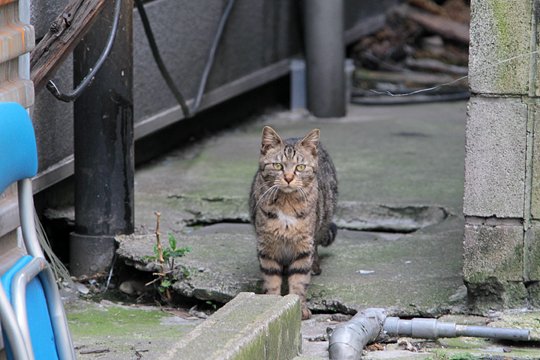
{"left": 438, "top": 337, "right": 489, "bottom": 350}
{"left": 489, "top": 0, "right": 530, "bottom": 91}
{"left": 67, "top": 304, "right": 192, "bottom": 339}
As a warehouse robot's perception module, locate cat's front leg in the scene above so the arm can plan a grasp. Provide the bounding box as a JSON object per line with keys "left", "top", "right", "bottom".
{"left": 259, "top": 255, "right": 283, "bottom": 295}
{"left": 287, "top": 251, "right": 314, "bottom": 319}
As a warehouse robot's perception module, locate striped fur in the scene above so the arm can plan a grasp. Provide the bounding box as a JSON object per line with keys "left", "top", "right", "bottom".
{"left": 249, "top": 126, "right": 338, "bottom": 319}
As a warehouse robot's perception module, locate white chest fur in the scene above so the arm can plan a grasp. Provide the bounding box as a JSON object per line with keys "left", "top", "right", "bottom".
{"left": 277, "top": 211, "right": 298, "bottom": 227}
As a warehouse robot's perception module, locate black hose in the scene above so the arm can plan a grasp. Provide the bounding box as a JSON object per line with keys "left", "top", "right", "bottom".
{"left": 191, "top": 0, "right": 235, "bottom": 114}
{"left": 46, "top": 0, "right": 122, "bottom": 103}
{"left": 48, "top": 0, "right": 236, "bottom": 117}
{"left": 134, "top": 0, "right": 235, "bottom": 117}
{"left": 134, "top": 0, "right": 191, "bottom": 118}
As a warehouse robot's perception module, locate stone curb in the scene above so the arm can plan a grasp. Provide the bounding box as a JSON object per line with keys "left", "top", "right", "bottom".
{"left": 161, "top": 292, "right": 302, "bottom": 360}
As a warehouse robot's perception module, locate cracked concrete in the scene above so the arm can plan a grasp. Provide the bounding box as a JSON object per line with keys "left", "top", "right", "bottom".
{"left": 123, "top": 102, "right": 468, "bottom": 317}
{"left": 67, "top": 102, "right": 540, "bottom": 359}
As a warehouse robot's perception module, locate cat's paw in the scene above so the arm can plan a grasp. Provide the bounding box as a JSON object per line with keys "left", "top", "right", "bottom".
{"left": 311, "top": 262, "right": 322, "bottom": 276}
{"left": 301, "top": 305, "right": 312, "bottom": 320}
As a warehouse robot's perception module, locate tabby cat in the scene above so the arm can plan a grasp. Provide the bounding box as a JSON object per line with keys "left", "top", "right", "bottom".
{"left": 249, "top": 126, "right": 338, "bottom": 319}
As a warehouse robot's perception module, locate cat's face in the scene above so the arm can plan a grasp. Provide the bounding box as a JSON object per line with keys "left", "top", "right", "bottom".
{"left": 259, "top": 126, "right": 319, "bottom": 193}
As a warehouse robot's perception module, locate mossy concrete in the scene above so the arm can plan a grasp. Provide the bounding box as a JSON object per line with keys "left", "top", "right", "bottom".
{"left": 70, "top": 102, "right": 540, "bottom": 358}
{"left": 469, "top": 0, "right": 532, "bottom": 95}
{"left": 463, "top": 224, "right": 524, "bottom": 283}
{"left": 160, "top": 292, "right": 301, "bottom": 360}
{"left": 118, "top": 102, "right": 468, "bottom": 317}
{"left": 66, "top": 300, "right": 201, "bottom": 359}
{"left": 117, "top": 214, "right": 464, "bottom": 316}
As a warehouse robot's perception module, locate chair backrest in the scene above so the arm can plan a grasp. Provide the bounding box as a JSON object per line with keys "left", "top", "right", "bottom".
{"left": 0, "top": 102, "right": 74, "bottom": 359}
{"left": 0, "top": 102, "right": 38, "bottom": 194}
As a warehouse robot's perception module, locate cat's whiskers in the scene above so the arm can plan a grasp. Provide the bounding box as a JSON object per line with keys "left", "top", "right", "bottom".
{"left": 255, "top": 185, "right": 279, "bottom": 209}
{"left": 271, "top": 186, "right": 280, "bottom": 203}
{"left": 298, "top": 187, "right": 308, "bottom": 203}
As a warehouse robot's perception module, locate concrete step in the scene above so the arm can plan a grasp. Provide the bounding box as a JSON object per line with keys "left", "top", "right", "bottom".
{"left": 161, "top": 292, "right": 302, "bottom": 360}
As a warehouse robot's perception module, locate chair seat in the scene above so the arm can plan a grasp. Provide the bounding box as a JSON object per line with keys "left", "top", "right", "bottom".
{"left": 1, "top": 255, "right": 59, "bottom": 360}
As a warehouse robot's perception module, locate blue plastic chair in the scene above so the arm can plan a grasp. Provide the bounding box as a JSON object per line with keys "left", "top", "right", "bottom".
{"left": 0, "top": 102, "right": 75, "bottom": 360}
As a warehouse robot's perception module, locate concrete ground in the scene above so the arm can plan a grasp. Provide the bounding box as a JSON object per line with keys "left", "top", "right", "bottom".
{"left": 67, "top": 101, "right": 540, "bottom": 359}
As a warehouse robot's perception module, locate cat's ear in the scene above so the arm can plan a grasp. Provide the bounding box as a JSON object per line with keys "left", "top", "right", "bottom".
{"left": 261, "top": 126, "right": 282, "bottom": 154}
{"left": 300, "top": 129, "right": 320, "bottom": 155}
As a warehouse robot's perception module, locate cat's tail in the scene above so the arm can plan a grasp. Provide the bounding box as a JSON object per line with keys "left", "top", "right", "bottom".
{"left": 319, "top": 222, "right": 338, "bottom": 247}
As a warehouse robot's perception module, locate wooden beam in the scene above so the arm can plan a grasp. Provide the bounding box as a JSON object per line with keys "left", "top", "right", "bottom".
{"left": 30, "top": 0, "right": 106, "bottom": 91}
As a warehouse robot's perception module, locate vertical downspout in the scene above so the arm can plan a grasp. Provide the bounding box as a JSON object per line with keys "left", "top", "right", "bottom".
{"left": 302, "top": 0, "right": 346, "bottom": 118}
{"left": 70, "top": 0, "right": 134, "bottom": 277}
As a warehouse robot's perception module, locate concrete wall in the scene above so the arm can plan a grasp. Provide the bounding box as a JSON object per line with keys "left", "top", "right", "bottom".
{"left": 464, "top": 0, "right": 540, "bottom": 310}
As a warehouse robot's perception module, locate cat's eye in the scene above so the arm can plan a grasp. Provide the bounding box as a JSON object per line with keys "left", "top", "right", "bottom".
{"left": 296, "top": 164, "right": 306, "bottom": 171}
{"left": 273, "top": 163, "right": 283, "bottom": 170}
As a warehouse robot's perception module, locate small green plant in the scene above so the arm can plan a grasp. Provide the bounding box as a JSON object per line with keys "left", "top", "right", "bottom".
{"left": 145, "top": 212, "right": 191, "bottom": 302}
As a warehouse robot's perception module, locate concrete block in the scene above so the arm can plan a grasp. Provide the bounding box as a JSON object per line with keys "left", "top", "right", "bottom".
{"left": 525, "top": 225, "right": 540, "bottom": 281}
{"left": 531, "top": 105, "right": 540, "bottom": 219}
{"left": 469, "top": 0, "right": 532, "bottom": 95}
{"left": 466, "top": 279, "right": 528, "bottom": 313}
{"left": 527, "top": 281, "right": 540, "bottom": 307}
{"left": 162, "top": 292, "right": 302, "bottom": 360}
{"left": 464, "top": 97, "right": 527, "bottom": 218}
{"left": 463, "top": 224, "right": 523, "bottom": 283}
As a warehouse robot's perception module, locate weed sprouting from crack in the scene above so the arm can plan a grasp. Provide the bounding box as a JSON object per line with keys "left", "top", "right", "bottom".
{"left": 143, "top": 212, "right": 191, "bottom": 303}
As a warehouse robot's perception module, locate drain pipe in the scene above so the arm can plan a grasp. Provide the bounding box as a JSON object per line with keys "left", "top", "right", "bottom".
{"left": 302, "top": 0, "right": 346, "bottom": 118}
{"left": 70, "top": 0, "right": 134, "bottom": 277}
{"left": 383, "top": 317, "right": 530, "bottom": 341}
{"left": 328, "top": 309, "right": 532, "bottom": 360}
{"left": 328, "top": 308, "right": 387, "bottom": 360}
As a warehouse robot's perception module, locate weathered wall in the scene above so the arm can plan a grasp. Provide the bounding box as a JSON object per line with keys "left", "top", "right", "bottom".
{"left": 0, "top": 0, "right": 399, "bottom": 239}
{"left": 30, "top": 0, "right": 397, "bottom": 180}
{"left": 464, "top": 0, "right": 540, "bottom": 310}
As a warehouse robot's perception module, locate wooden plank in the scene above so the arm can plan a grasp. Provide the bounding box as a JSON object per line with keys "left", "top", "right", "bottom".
{"left": 30, "top": 0, "right": 106, "bottom": 91}
{"left": 407, "top": 10, "right": 469, "bottom": 44}
{"left": 398, "top": 5, "right": 470, "bottom": 45}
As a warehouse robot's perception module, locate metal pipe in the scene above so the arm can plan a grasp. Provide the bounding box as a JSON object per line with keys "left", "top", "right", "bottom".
{"left": 12, "top": 257, "right": 47, "bottom": 358}
{"left": 71, "top": 0, "right": 134, "bottom": 276}
{"left": 302, "top": 0, "right": 346, "bottom": 118}
{"left": 383, "top": 317, "right": 530, "bottom": 341}
{"left": 18, "top": 179, "right": 45, "bottom": 259}
{"left": 0, "top": 283, "right": 31, "bottom": 360}
{"left": 329, "top": 312, "right": 533, "bottom": 360}
{"left": 39, "top": 267, "right": 76, "bottom": 359}
{"left": 18, "top": 179, "right": 76, "bottom": 359}
{"left": 328, "top": 308, "right": 387, "bottom": 360}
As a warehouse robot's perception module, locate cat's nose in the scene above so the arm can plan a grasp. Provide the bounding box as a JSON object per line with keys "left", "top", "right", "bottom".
{"left": 284, "top": 173, "right": 294, "bottom": 183}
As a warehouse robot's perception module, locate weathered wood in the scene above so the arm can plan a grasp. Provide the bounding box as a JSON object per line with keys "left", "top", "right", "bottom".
{"left": 404, "top": 7, "right": 469, "bottom": 44}
{"left": 405, "top": 57, "right": 468, "bottom": 76}
{"left": 30, "top": 0, "right": 106, "bottom": 91}
{"left": 355, "top": 68, "right": 468, "bottom": 88}
{"left": 408, "top": 0, "right": 445, "bottom": 16}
